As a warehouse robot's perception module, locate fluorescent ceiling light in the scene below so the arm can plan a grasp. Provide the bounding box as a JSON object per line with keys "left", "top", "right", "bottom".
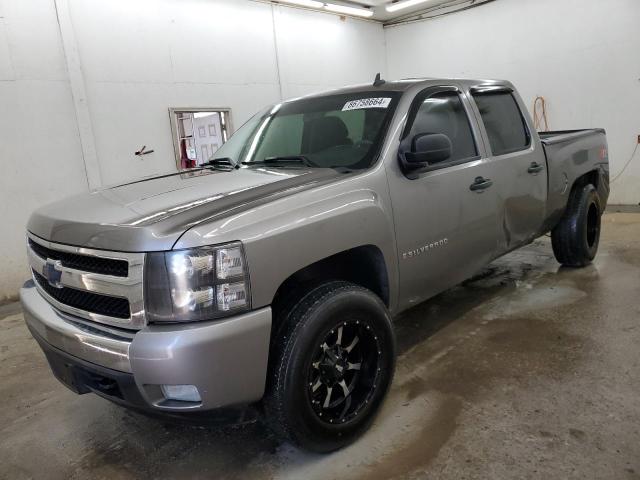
{"left": 386, "top": 0, "right": 436, "bottom": 13}
{"left": 324, "top": 3, "right": 374, "bottom": 17}
{"left": 277, "top": 0, "right": 374, "bottom": 19}
{"left": 280, "top": 0, "right": 324, "bottom": 8}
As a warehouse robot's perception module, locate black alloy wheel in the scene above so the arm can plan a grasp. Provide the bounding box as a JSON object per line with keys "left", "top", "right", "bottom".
{"left": 264, "top": 281, "right": 395, "bottom": 452}
{"left": 307, "top": 320, "right": 382, "bottom": 425}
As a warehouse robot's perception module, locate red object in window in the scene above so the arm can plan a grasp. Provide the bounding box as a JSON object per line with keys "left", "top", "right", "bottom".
{"left": 179, "top": 139, "right": 196, "bottom": 169}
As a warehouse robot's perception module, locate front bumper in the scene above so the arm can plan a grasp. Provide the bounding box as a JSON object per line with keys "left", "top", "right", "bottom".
{"left": 20, "top": 281, "right": 272, "bottom": 412}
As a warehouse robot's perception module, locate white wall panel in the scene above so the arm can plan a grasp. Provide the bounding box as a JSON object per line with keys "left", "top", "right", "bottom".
{"left": 0, "top": 17, "right": 15, "bottom": 80}
{"left": 0, "top": 0, "right": 87, "bottom": 301}
{"left": 0, "top": 86, "right": 85, "bottom": 301}
{"left": 385, "top": 0, "right": 640, "bottom": 205}
{"left": 3, "top": 0, "right": 68, "bottom": 81}
{"left": 274, "top": 5, "right": 386, "bottom": 99}
{"left": 168, "top": 1, "right": 280, "bottom": 86}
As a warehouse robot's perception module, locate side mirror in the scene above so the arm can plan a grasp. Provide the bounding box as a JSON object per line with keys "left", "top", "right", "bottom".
{"left": 405, "top": 133, "right": 452, "bottom": 165}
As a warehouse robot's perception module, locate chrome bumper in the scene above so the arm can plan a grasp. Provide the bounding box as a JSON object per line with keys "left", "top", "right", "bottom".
{"left": 21, "top": 283, "right": 133, "bottom": 372}
{"left": 21, "top": 282, "right": 272, "bottom": 411}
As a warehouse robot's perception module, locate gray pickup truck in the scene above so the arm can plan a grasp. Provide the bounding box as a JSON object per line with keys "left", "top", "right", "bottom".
{"left": 21, "top": 77, "right": 609, "bottom": 452}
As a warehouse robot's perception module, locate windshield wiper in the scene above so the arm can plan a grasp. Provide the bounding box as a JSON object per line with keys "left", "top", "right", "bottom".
{"left": 242, "top": 156, "right": 316, "bottom": 168}
{"left": 201, "top": 157, "right": 239, "bottom": 171}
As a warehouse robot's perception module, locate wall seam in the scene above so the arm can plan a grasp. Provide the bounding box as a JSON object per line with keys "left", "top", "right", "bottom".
{"left": 270, "top": 4, "right": 285, "bottom": 101}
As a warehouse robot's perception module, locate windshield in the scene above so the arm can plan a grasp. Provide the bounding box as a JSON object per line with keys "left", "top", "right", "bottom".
{"left": 211, "top": 91, "right": 401, "bottom": 170}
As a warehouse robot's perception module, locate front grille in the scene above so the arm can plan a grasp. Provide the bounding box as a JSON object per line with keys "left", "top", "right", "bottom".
{"left": 29, "top": 239, "right": 128, "bottom": 277}
{"left": 33, "top": 271, "right": 131, "bottom": 319}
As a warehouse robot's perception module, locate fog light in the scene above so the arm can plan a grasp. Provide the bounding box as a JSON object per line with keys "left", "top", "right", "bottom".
{"left": 161, "top": 384, "right": 201, "bottom": 402}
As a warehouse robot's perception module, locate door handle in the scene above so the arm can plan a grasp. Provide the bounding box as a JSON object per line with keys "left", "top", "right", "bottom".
{"left": 528, "top": 162, "right": 545, "bottom": 174}
{"left": 470, "top": 176, "right": 493, "bottom": 192}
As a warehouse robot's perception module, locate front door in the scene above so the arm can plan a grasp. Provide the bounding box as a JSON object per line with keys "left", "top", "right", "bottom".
{"left": 387, "top": 86, "right": 502, "bottom": 311}
{"left": 468, "top": 87, "right": 548, "bottom": 252}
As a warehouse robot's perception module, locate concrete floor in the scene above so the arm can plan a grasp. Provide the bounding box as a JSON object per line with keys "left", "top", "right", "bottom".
{"left": 1, "top": 212, "right": 639, "bottom": 480}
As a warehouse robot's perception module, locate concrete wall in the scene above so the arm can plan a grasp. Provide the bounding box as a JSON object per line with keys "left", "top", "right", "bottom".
{"left": 0, "top": 0, "right": 385, "bottom": 301}
{"left": 384, "top": 0, "right": 640, "bottom": 206}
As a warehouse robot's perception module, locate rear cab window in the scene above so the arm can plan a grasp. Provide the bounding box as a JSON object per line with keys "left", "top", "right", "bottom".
{"left": 472, "top": 91, "right": 531, "bottom": 156}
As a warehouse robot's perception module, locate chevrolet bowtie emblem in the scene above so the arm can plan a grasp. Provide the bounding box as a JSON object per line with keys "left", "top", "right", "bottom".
{"left": 43, "top": 258, "right": 64, "bottom": 289}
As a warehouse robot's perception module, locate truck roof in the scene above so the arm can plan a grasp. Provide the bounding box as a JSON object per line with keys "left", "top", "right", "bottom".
{"left": 293, "top": 77, "right": 515, "bottom": 101}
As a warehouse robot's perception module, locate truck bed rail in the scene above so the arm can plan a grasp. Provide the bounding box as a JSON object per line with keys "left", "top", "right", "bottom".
{"left": 539, "top": 129, "right": 607, "bottom": 145}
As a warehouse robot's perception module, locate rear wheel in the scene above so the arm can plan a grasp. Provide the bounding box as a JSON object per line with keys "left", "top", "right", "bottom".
{"left": 263, "top": 281, "right": 395, "bottom": 452}
{"left": 551, "top": 183, "right": 602, "bottom": 267}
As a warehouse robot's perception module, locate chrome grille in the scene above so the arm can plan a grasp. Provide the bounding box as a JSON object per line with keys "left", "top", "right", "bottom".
{"left": 27, "top": 233, "right": 145, "bottom": 330}
{"left": 28, "top": 238, "right": 128, "bottom": 277}
{"left": 33, "top": 271, "right": 131, "bottom": 319}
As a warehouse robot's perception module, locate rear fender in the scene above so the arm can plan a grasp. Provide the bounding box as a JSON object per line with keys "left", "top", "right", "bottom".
{"left": 542, "top": 131, "right": 609, "bottom": 230}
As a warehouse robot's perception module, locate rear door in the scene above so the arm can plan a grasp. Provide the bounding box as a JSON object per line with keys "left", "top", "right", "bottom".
{"left": 387, "top": 85, "right": 502, "bottom": 311}
{"left": 468, "top": 86, "right": 548, "bottom": 252}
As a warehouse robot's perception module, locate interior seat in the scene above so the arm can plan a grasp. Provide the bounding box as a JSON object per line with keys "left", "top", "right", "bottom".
{"left": 304, "top": 116, "right": 353, "bottom": 154}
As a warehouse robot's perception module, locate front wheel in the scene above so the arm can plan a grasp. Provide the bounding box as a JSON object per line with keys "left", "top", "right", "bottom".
{"left": 263, "top": 281, "right": 395, "bottom": 452}
{"left": 551, "top": 183, "right": 602, "bottom": 267}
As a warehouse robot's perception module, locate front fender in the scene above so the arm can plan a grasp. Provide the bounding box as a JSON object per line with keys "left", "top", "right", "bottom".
{"left": 174, "top": 171, "right": 398, "bottom": 312}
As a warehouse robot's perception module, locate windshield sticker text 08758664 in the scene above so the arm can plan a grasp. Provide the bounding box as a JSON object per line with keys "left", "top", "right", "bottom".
{"left": 342, "top": 98, "right": 392, "bottom": 111}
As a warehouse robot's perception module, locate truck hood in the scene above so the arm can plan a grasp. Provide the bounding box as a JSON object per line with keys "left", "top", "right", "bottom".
{"left": 28, "top": 167, "right": 343, "bottom": 251}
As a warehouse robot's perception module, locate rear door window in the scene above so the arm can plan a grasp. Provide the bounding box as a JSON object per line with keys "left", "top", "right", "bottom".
{"left": 472, "top": 92, "right": 530, "bottom": 156}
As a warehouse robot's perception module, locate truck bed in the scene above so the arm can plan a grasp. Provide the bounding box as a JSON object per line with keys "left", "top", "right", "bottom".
{"left": 539, "top": 128, "right": 609, "bottom": 230}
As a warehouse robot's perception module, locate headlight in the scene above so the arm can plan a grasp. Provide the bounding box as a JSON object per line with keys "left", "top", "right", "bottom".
{"left": 144, "top": 242, "right": 250, "bottom": 323}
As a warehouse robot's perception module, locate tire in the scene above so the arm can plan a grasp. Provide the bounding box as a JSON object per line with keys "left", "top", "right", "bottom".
{"left": 551, "top": 183, "right": 602, "bottom": 267}
{"left": 263, "top": 281, "right": 395, "bottom": 452}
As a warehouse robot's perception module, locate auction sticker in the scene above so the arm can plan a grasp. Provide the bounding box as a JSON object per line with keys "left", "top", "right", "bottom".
{"left": 342, "top": 97, "right": 392, "bottom": 111}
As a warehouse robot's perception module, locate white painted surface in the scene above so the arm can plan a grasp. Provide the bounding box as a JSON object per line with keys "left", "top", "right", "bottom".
{"left": 0, "top": 0, "right": 87, "bottom": 301}
{"left": 0, "top": 0, "right": 385, "bottom": 299}
{"left": 273, "top": 5, "right": 387, "bottom": 99}
{"left": 385, "top": 0, "right": 640, "bottom": 205}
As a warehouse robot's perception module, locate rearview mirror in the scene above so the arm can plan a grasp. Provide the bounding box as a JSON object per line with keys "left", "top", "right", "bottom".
{"left": 406, "top": 133, "right": 452, "bottom": 165}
